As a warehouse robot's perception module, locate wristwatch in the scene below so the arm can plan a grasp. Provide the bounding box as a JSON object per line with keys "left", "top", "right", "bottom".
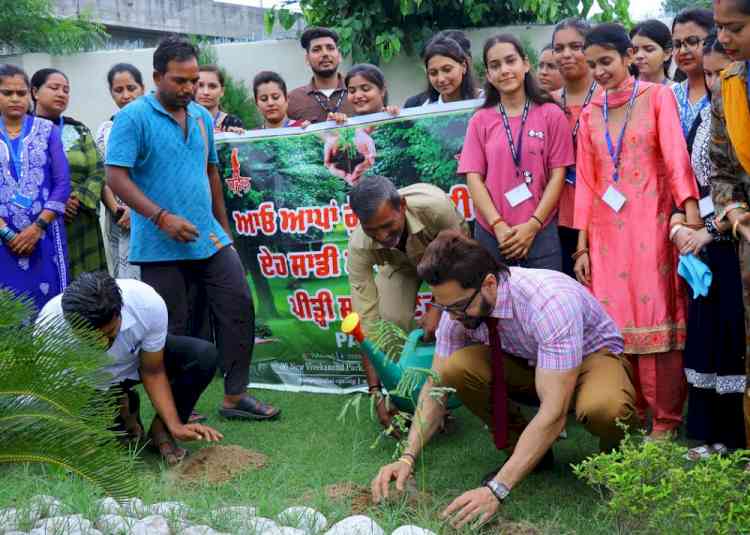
{"left": 34, "top": 218, "right": 49, "bottom": 231}
{"left": 485, "top": 479, "right": 510, "bottom": 502}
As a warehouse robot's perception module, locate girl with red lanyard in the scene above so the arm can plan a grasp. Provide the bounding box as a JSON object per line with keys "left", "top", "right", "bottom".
{"left": 459, "top": 34, "right": 574, "bottom": 270}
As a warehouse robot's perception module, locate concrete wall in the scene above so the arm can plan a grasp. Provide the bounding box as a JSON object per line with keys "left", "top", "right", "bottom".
{"left": 54, "top": 0, "right": 302, "bottom": 41}
{"left": 3, "top": 24, "right": 553, "bottom": 132}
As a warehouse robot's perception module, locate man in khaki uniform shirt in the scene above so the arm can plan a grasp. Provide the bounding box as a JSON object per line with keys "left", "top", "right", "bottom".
{"left": 347, "top": 176, "right": 468, "bottom": 429}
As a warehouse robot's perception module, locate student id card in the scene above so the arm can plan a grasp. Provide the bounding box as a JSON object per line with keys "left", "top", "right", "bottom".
{"left": 505, "top": 183, "right": 533, "bottom": 207}
{"left": 602, "top": 185, "right": 626, "bottom": 213}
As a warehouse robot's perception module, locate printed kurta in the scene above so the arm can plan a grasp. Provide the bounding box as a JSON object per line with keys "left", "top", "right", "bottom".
{"left": 61, "top": 117, "right": 107, "bottom": 279}
{"left": 0, "top": 116, "right": 71, "bottom": 311}
{"left": 574, "top": 78, "right": 699, "bottom": 354}
{"left": 708, "top": 60, "right": 750, "bottom": 447}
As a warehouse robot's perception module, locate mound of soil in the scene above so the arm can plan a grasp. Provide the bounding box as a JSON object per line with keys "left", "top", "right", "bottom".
{"left": 317, "top": 480, "right": 430, "bottom": 514}
{"left": 172, "top": 445, "right": 267, "bottom": 485}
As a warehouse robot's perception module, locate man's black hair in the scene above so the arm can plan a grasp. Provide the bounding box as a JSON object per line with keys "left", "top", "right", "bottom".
{"left": 153, "top": 35, "right": 199, "bottom": 74}
{"left": 61, "top": 271, "right": 123, "bottom": 329}
{"left": 300, "top": 27, "right": 340, "bottom": 51}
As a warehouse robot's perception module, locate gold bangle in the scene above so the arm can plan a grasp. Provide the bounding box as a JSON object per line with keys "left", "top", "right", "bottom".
{"left": 397, "top": 456, "right": 414, "bottom": 468}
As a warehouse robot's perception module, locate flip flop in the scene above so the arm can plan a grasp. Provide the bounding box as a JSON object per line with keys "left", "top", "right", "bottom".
{"left": 188, "top": 410, "right": 207, "bottom": 424}
{"left": 149, "top": 432, "right": 188, "bottom": 467}
{"left": 685, "top": 444, "right": 713, "bottom": 461}
{"left": 219, "top": 395, "right": 281, "bottom": 421}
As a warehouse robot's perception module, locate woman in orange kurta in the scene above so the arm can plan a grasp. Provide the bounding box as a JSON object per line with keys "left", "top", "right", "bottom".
{"left": 573, "top": 24, "right": 701, "bottom": 438}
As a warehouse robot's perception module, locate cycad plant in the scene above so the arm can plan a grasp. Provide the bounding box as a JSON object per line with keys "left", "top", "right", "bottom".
{"left": 0, "top": 290, "right": 138, "bottom": 499}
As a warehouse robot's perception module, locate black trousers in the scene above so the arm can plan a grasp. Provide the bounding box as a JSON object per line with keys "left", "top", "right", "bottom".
{"left": 141, "top": 246, "right": 254, "bottom": 395}
{"left": 115, "top": 334, "right": 218, "bottom": 427}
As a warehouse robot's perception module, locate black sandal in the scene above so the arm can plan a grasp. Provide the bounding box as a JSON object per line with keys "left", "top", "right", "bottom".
{"left": 218, "top": 395, "right": 281, "bottom": 421}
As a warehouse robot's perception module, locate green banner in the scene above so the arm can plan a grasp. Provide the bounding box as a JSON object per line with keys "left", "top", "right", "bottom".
{"left": 217, "top": 100, "right": 479, "bottom": 393}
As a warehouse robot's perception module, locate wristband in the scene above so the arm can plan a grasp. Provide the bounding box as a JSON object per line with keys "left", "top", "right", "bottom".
{"left": 150, "top": 208, "right": 167, "bottom": 226}
{"left": 0, "top": 226, "right": 16, "bottom": 243}
{"left": 530, "top": 215, "right": 543, "bottom": 227}
{"left": 571, "top": 248, "right": 589, "bottom": 260}
{"left": 401, "top": 452, "right": 417, "bottom": 463}
{"left": 490, "top": 216, "right": 504, "bottom": 229}
{"left": 34, "top": 218, "right": 49, "bottom": 231}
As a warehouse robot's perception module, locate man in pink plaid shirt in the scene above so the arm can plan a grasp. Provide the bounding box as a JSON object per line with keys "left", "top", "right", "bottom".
{"left": 372, "top": 230, "right": 638, "bottom": 529}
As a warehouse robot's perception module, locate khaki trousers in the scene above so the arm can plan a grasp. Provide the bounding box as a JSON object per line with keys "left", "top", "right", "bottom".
{"left": 374, "top": 264, "right": 422, "bottom": 332}
{"left": 439, "top": 345, "right": 639, "bottom": 451}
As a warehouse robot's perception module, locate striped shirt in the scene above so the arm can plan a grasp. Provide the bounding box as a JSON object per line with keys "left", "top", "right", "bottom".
{"left": 434, "top": 267, "right": 624, "bottom": 370}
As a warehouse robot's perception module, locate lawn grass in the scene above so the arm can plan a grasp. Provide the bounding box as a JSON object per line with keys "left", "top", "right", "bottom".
{"left": 0, "top": 378, "right": 615, "bottom": 534}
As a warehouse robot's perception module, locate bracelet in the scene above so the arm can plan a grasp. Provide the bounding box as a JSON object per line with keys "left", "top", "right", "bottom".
{"left": 669, "top": 224, "right": 685, "bottom": 240}
{"left": 34, "top": 218, "right": 49, "bottom": 231}
{"left": 0, "top": 226, "right": 16, "bottom": 243}
{"left": 397, "top": 456, "right": 414, "bottom": 468}
{"left": 530, "top": 215, "right": 543, "bottom": 228}
{"left": 490, "top": 216, "right": 504, "bottom": 229}
{"left": 721, "top": 202, "right": 749, "bottom": 221}
{"left": 401, "top": 452, "right": 417, "bottom": 463}
{"left": 571, "top": 248, "right": 589, "bottom": 260}
{"left": 150, "top": 208, "right": 166, "bottom": 226}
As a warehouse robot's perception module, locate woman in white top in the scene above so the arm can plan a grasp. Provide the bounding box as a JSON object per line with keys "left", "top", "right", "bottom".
{"left": 96, "top": 63, "right": 144, "bottom": 279}
{"left": 403, "top": 36, "right": 480, "bottom": 108}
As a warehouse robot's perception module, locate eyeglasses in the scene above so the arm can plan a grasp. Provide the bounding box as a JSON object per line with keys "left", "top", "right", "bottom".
{"left": 432, "top": 288, "right": 480, "bottom": 317}
{"left": 672, "top": 36, "right": 704, "bottom": 51}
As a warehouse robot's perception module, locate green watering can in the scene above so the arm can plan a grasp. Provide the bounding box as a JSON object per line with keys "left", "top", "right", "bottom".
{"left": 341, "top": 313, "right": 462, "bottom": 412}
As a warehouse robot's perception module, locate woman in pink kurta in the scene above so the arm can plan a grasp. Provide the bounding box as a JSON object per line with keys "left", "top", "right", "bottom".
{"left": 574, "top": 24, "right": 701, "bottom": 438}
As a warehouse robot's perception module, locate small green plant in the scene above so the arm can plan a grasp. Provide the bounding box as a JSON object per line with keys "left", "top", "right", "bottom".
{"left": 369, "top": 320, "right": 408, "bottom": 363}
{"left": 573, "top": 429, "right": 750, "bottom": 534}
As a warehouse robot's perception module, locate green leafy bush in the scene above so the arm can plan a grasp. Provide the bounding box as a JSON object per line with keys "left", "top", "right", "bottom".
{"left": 573, "top": 432, "right": 750, "bottom": 534}
{"left": 0, "top": 290, "right": 138, "bottom": 499}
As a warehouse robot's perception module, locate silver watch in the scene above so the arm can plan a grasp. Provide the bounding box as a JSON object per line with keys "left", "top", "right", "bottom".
{"left": 485, "top": 479, "right": 510, "bottom": 502}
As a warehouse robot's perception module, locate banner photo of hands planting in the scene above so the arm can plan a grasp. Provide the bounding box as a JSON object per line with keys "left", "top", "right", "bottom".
{"left": 216, "top": 101, "right": 479, "bottom": 393}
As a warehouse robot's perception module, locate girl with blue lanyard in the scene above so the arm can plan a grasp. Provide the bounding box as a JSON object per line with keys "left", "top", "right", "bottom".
{"left": 0, "top": 64, "right": 71, "bottom": 312}
{"left": 573, "top": 23, "right": 701, "bottom": 440}
{"left": 671, "top": 8, "right": 714, "bottom": 144}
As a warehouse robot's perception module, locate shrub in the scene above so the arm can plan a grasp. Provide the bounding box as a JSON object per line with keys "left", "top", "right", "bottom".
{"left": 573, "top": 431, "right": 750, "bottom": 534}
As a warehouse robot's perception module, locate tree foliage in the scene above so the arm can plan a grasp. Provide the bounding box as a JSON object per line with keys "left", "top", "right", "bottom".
{"left": 0, "top": 0, "right": 106, "bottom": 54}
{"left": 0, "top": 291, "right": 138, "bottom": 499}
{"left": 265, "top": 0, "right": 632, "bottom": 65}
{"left": 662, "top": 0, "right": 711, "bottom": 15}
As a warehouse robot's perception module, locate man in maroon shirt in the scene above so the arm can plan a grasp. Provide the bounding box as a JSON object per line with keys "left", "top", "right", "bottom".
{"left": 287, "top": 27, "right": 355, "bottom": 123}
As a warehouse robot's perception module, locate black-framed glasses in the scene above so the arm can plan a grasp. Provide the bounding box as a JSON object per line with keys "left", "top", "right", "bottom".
{"left": 672, "top": 36, "right": 704, "bottom": 51}
{"left": 432, "top": 288, "right": 481, "bottom": 317}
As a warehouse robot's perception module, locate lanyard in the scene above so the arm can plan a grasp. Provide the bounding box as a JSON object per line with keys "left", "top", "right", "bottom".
{"left": 312, "top": 89, "right": 346, "bottom": 115}
{"left": 602, "top": 80, "right": 639, "bottom": 183}
{"left": 679, "top": 82, "right": 708, "bottom": 120}
{"left": 0, "top": 116, "right": 30, "bottom": 180}
{"left": 498, "top": 99, "right": 532, "bottom": 183}
{"left": 561, "top": 81, "right": 596, "bottom": 143}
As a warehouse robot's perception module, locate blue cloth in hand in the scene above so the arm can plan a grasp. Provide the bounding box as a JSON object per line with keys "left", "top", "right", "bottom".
{"left": 677, "top": 254, "right": 712, "bottom": 298}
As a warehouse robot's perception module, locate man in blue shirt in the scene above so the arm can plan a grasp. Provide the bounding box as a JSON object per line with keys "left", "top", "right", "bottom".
{"left": 105, "top": 35, "right": 279, "bottom": 421}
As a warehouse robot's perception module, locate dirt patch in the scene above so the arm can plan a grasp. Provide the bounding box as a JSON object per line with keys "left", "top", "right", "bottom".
{"left": 310, "top": 480, "right": 430, "bottom": 514}
{"left": 494, "top": 521, "right": 541, "bottom": 535}
{"left": 171, "top": 445, "right": 267, "bottom": 485}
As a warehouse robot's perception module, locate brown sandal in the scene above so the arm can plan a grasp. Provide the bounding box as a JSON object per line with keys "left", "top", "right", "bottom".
{"left": 149, "top": 431, "right": 188, "bottom": 466}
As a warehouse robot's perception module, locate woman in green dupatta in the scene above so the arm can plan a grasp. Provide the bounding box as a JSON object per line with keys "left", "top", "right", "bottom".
{"left": 31, "top": 68, "right": 106, "bottom": 279}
